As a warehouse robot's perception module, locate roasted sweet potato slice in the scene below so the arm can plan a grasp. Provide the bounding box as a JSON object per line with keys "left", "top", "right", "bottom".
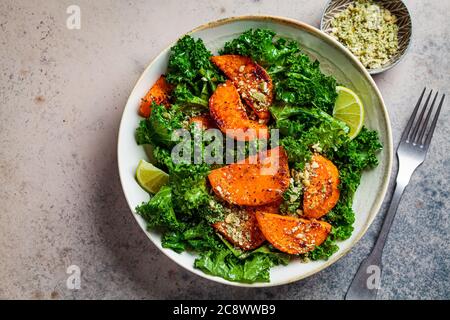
{"left": 139, "top": 75, "right": 172, "bottom": 117}
{"left": 208, "top": 147, "right": 290, "bottom": 206}
{"left": 209, "top": 81, "right": 268, "bottom": 141}
{"left": 211, "top": 55, "right": 272, "bottom": 121}
{"left": 213, "top": 206, "right": 265, "bottom": 251}
{"left": 303, "top": 154, "right": 340, "bottom": 219}
{"left": 255, "top": 212, "right": 332, "bottom": 254}
{"left": 189, "top": 114, "right": 217, "bottom": 130}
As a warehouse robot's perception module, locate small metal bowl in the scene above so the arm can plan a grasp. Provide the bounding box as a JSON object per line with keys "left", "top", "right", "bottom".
{"left": 321, "top": 0, "right": 412, "bottom": 74}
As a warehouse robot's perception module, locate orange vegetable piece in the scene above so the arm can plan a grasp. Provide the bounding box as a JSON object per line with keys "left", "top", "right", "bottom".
{"left": 208, "top": 147, "right": 290, "bottom": 206}
{"left": 303, "top": 154, "right": 340, "bottom": 219}
{"left": 213, "top": 207, "right": 265, "bottom": 251}
{"left": 211, "top": 55, "right": 273, "bottom": 121}
{"left": 189, "top": 114, "right": 217, "bottom": 130}
{"left": 255, "top": 212, "right": 332, "bottom": 255}
{"left": 209, "top": 81, "right": 268, "bottom": 141}
{"left": 139, "top": 75, "right": 172, "bottom": 117}
{"left": 211, "top": 54, "right": 273, "bottom": 121}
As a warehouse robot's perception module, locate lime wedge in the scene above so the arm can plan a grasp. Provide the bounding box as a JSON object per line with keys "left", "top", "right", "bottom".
{"left": 333, "top": 86, "right": 365, "bottom": 139}
{"left": 136, "top": 159, "right": 169, "bottom": 194}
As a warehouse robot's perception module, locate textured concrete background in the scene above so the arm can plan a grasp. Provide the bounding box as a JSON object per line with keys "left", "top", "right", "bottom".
{"left": 0, "top": 0, "right": 449, "bottom": 300}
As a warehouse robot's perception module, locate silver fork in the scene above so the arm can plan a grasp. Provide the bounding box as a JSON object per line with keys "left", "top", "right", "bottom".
{"left": 345, "top": 88, "right": 446, "bottom": 300}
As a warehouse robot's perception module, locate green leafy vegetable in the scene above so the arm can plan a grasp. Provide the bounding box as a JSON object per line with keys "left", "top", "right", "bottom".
{"left": 169, "top": 162, "right": 213, "bottom": 218}
{"left": 272, "top": 105, "right": 349, "bottom": 170}
{"left": 194, "top": 243, "right": 290, "bottom": 283}
{"left": 166, "top": 35, "right": 224, "bottom": 107}
{"left": 145, "top": 126, "right": 223, "bottom": 220}
{"left": 306, "top": 234, "right": 339, "bottom": 261}
{"left": 195, "top": 249, "right": 279, "bottom": 283}
{"left": 136, "top": 185, "right": 184, "bottom": 231}
{"left": 222, "top": 29, "right": 299, "bottom": 68}
{"left": 135, "top": 103, "right": 184, "bottom": 147}
{"left": 172, "top": 84, "right": 209, "bottom": 109}
{"left": 162, "top": 221, "right": 223, "bottom": 253}
{"left": 151, "top": 145, "right": 175, "bottom": 172}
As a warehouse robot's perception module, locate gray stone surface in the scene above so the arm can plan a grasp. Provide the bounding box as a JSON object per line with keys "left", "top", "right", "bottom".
{"left": 0, "top": 0, "right": 449, "bottom": 300}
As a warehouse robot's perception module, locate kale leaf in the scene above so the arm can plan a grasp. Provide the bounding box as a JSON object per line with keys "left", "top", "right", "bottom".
{"left": 280, "top": 179, "right": 303, "bottom": 215}
{"left": 135, "top": 103, "right": 184, "bottom": 148}
{"left": 135, "top": 185, "right": 185, "bottom": 231}
{"left": 169, "top": 162, "right": 214, "bottom": 219}
{"left": 162, "top": 221, "right": 223, "bottom": 253}
{"left": 172, "top": 84, "right": 208, "bottom": 109}
{"left": 166, "top": 35, "right": 224, "bottom": 107}
{"left": 272, "top": 105, "right": 349, "bottom": 170}
{"left": 221, "top": 29, "right": 299, "bottom": 67}
{"left": 306, "top": 235, "right": 339, "bottom": 261}
{"left": 194, "top": 249, "right": 278, "bottom": 283}
{"left": 149, "top": 137, "right": 224, "bottom": 221}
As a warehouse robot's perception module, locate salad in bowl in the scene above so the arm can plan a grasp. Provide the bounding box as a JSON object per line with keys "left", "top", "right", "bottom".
{"left": 129, "top": 27, "right": 383, "bottom": 284}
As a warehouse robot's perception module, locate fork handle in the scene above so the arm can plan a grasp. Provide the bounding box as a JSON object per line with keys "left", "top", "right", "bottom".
{"left": 345, "top": 164, "right": 414, "bottom": 300}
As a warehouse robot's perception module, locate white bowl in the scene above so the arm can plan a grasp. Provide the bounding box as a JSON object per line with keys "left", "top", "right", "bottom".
{"left": 117, "top": 15, "right": 393, "bottom": 287}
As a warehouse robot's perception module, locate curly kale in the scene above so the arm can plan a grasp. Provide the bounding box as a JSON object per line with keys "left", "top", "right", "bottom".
{"left": 222, "top": 28, "right": 300, "bottom": 68}
{"left": 321, "top": 128, "right": 382, "bottom": 241}
{"left": 169, "top": 162, "right": 213, "bottom": 218}
{"left": 162, "top": 221, "right": 223, "bottom": 253}
{"left": 306, "top": 235, "right": 339, "bottom": 261}
{"left": 172, "top": 84, "right": 208, "bottom": 109}
{"left": 195, "top": 250, "right": 275, "bottom": 283}
{"left": 135, "top": 103, "right": 184, "bottom": 148}
{"left": 272, "top": 105, "right": 349, "bottom": 170}
{"left": 135, "top": 185, "right": 185, "bottom": 232}
{"left": 166, "top": 35, "right": 224, "bottom": 107}
{"left": 194, "top": 244, "right": 289, "bottom": 283}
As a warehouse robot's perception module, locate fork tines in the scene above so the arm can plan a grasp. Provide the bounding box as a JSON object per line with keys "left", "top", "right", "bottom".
{"left": 402, "top": 88, "right": 445, "bottom": 147}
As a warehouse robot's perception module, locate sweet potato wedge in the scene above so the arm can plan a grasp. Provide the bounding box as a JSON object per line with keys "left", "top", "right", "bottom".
{"left": 303, "top": 154, "right": 340, "bottom": 219}
{"left": 209, "top": 81, "right": 268, "bottom": 141}
{"left": 189, "top": 114, "right": 217, "bottom": 130}
{"left": 255, "top": 212, "right": 332, "bottom": 254}
{"left": 211, "top": 55, "right": 272, "bottom": 121}
{"left": 208, "top": 147, "right": 290, "bottom": 206}
{"left": 213, "top": 206, "right": 265, "bottom": 251}
{"left": 139, "top": 75, "right": 172, "bottom": 117}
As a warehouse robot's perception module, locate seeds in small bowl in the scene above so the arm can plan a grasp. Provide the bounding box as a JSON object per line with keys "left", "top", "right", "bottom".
{"left": 329, "top": 0, "right": 399, "bottom": 70}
